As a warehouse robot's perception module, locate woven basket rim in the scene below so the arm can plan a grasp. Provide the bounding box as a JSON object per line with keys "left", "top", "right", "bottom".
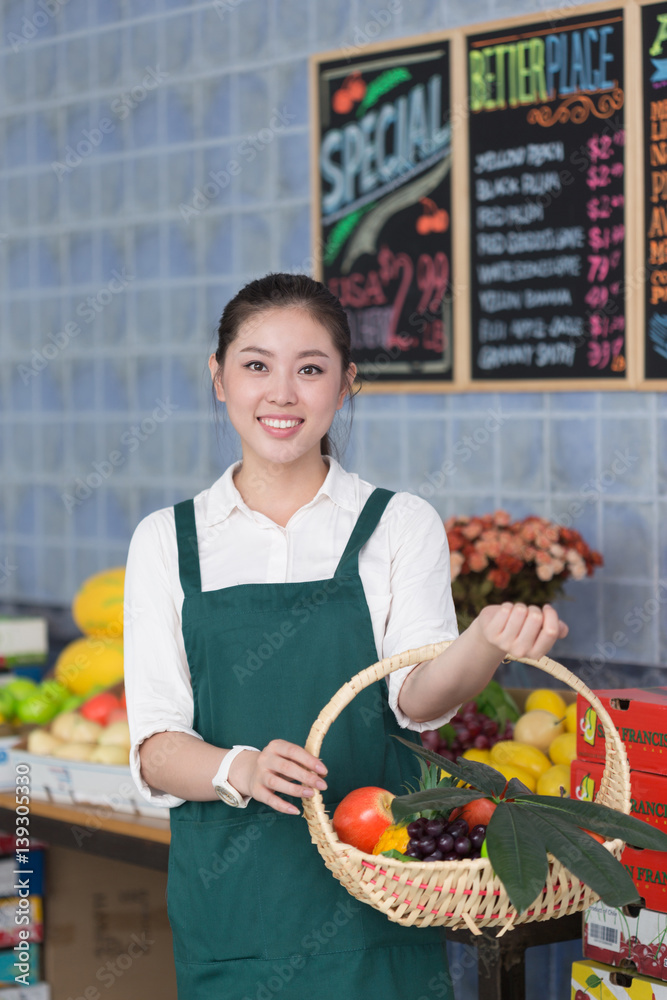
{"left": 302, "top": 640, "right": 631, "bottom": 932}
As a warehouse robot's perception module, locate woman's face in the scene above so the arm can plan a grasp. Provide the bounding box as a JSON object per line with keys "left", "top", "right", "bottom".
{"left": 209, "top": 306, "right": 355, "bottom": 469}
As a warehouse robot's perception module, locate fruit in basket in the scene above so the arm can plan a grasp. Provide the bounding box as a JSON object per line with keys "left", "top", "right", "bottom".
{"left": 448, "top": 797, "right": 497, "bottom": 829}
{"left": 391, "top": 735, "right": 667, "bottom": 916}
{"left": 332, "top": 787, "right": 394, "bottom": 853}
{"left": 54, "top": 636, "right": 124, "bottom": 696}
{"left": 548, "top": 732, "right": 577, "bottom": 766}
{"left": 524, "top": 688, "right": 567, "bottom": 718}
{"left": 489, "top": 741, "right": 551, "bottom": 781}
{"left": 490, "top": 761, "right": 536, "bottom": 792}
{"left": 372, "top": 824, "right": 410, "bottom": 855}
{"left": 536, "top": 764, "right": 571, "bottom": 797}
{"left": 404, "top": 815, "right": 488, "bottom": 861}
{"left": 513, "top": 709, "right": 565, "bottom": 752}
{"left": 72, "top": 567, "right": 126, "bottom": 638}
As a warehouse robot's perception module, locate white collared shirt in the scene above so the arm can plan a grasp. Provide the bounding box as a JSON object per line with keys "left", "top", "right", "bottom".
{"left": 124, "top": 456, "right": 459, "bottom": 806}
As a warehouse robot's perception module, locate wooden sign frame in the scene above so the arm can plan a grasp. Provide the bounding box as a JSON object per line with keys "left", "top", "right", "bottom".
{"left": 637, "top": 0, "right": 667, "bottom": 388}
{"left": 310, "top": 0, "right": 653, "bottom": 391}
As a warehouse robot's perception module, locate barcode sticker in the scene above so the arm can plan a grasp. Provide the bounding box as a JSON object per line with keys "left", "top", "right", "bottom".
{"left": 588, "top": 921, "right": 621, "bottom": 952}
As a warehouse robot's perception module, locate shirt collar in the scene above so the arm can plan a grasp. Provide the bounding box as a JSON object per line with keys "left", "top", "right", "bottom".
{"left": 201, "top": 455, "right": 358, "bottom": 526}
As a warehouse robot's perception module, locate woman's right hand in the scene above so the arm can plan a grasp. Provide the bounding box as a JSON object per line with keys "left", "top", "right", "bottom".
{"left": 229, "top": 739, "right": 328, "bottom": 815}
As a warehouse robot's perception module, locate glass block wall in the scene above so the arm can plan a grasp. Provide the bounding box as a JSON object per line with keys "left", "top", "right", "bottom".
{"left": 0, "top": 0, "right": 665, "bottom": 674}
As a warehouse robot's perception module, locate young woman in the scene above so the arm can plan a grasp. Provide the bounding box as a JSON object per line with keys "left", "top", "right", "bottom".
{"left": 124, "top": 272, "right": 567, "bottom": 1000}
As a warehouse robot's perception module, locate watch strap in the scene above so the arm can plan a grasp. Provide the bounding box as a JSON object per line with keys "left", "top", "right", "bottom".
{"left": 212, "top": 745, "right": 259, "bottom": 807}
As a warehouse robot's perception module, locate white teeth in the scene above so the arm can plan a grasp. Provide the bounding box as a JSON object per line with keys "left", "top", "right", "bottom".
{"left": 260, "top": 418, "right": 303, "bottom": 429}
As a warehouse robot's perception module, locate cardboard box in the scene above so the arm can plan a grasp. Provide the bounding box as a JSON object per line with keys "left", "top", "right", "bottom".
{"left": 571, "top": 759, "right": 667, "bottom": 835}
{"left": 44, "top": 847, "right": 176, "bottom": 1000}
{"left": 584, "top": 900, "right": 667, "bottom": 981}
{"left": 0, "top": 900, "right": 42, "bottom": 950}
{"left": 572, "top": 958, "right": 667, "bottom": 997}
{"left": 621, "top": 847, "right": 667, "bottom": 915}
{"left": 577, "top": 688, "right": 667, "bottom": 774}
{"left": 0, "top": 622, "right": 47, "bottom": 669}
{"left": 8, "top": 749, "right": 168, "bottom": 821}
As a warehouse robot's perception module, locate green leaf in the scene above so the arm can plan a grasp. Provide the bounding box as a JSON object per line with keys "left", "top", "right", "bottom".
{"left": 485, "top": 803, "right": 549, "bottom": 914}
{"left": 391, "top": 787, "right": 482, "bottom": 822}
{"left": 586, "top": 974, "right": 602, "bottom": 988}
{"left": 504, "top": 777, "right": 534, "bottom": 797}
{"left": 438, "top": 722, "right": 456, "bottom": 747}
{"left": 529, "top": 812, "right": 641, "bottom": 909}
{"left": 379, "top": 849, "right": 411, "bottom": 863}
{"left": 512, "top": 794, "right": 667, "bottom": 851}
{"left": 392, "top": 736, "right": 507, "bottom": 796}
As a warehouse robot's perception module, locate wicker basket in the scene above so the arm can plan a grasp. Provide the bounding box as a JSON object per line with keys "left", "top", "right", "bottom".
{"left": 303, "top": 640, "right": 631, "bottom": 936}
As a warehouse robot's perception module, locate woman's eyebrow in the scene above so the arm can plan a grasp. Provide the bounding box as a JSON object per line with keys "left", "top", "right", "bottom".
{"left": 237, "top": 346, "right": 331, "bottom": 358}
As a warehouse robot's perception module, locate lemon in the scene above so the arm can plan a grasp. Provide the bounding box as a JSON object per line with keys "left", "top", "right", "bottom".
{"left": 489, "top": 741, "right": 551, "bottom": 781}
{"left": 492, "top": 762, "right": 536, "bottom": 792}
{"left": 462, "top": 748, "right": 491, "bottom": 764}
{"left": 537, "top": 764, "right": 571, "bottom": 797}
{"left": 524, "top": 688, "right": 567, "bottom": 718}
{"left": 548, "top": 732, "right": 577, "bottom": 766}
{"left": 564, "top": 702, "right": 577, "bottom": 734}
{"left": 513, "top": 710, "right": 565, "bottom": 752}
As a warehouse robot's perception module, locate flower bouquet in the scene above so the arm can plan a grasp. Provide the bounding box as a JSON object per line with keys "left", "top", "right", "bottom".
{"left": 446, "top": 511, "right": 603, "bottom": 626}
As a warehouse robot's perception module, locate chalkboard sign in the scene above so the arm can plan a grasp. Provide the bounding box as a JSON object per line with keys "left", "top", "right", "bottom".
{"left": 467, "top": 9, "right": 629, "bottom": 384}
{"left": 642, "top": 1, "right": 667, "bottom": 381}
{"left": 312, "top": 37, "right": 454, "bottom": 384}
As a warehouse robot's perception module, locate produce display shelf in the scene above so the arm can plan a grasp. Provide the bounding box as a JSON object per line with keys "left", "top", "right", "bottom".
{"left": 0, "top": 792, "right": 170, "bottom": 871}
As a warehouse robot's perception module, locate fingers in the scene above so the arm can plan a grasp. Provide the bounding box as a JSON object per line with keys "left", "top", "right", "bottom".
{"left": 479, "top": 602, "right": 567, "bottom": 660}
{"left": 250, "top": 740, "right": 328, "bottom": 816}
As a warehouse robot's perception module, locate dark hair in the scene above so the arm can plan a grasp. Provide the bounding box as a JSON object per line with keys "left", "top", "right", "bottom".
{"left": 212, "top": 272, "right": 361, "bottom": 458}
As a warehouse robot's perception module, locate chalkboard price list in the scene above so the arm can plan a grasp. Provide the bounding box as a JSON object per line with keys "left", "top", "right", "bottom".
{"left": 468, "top": 10, "right": 627, "bottom": 383}
{"left": 585, "top": 130, "right": 626, "bottom": 372}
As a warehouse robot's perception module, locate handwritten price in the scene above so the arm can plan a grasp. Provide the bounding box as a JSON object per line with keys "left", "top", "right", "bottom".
{"left": 587, "top": 336, "right": 624, "bottom": 369}
{"left": 586, "top": 194, "right": 624, "bottom": 220}
{"left": 588, "top": 225, "right": 625, "bottom": 251}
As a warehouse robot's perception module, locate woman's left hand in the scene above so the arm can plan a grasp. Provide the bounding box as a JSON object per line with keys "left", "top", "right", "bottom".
{"left": 474, "top": 602, "right": 568, "bottom": 661}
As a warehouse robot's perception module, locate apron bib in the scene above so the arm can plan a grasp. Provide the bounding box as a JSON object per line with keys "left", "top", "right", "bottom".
{"left": 168, "top": 488, "right": 453, "bottom": 999}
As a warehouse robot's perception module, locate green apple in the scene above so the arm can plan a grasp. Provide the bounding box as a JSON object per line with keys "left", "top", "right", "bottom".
{"left": 39, "top": 679, "right": 69, "bottom": 707}
{"left": 15, "top": 695, "right": 60, "bottom": 727}
{"left": 0, "top": 689, "right": 17, "bottom": 723}
{"left": 5, "top": 679, "right": 39, "bottom": 703}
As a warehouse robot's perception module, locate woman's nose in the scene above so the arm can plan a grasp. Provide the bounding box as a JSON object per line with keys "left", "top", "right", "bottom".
{"left": 266, "top": 373, "right": 297, "bottom": 406}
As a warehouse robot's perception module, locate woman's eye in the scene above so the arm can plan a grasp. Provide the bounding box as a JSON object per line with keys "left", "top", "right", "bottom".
{"left": 244, "top": 361, "right": 267, "bottom": 372}
{"left": 300, "top": 365, "right": 323, "bottom": 375}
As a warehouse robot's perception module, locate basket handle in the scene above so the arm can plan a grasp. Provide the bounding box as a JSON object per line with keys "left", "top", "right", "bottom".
{"left": 304, "top": 641, "right": 630, "bottom": 814}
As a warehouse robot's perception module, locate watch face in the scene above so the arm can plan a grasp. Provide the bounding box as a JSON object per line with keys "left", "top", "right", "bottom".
{"left": 216, "top": 785, "right": 241, "bottom": 807}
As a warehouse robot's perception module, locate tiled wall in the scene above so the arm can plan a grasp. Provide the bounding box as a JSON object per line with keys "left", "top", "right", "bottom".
{"left": 1, "top": 0, "right": 665, "bottom": 677}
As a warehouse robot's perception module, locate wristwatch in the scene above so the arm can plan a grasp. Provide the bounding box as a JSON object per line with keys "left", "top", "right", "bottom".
{"left": 212, "top": 745, "right": 259, "bottom": 807}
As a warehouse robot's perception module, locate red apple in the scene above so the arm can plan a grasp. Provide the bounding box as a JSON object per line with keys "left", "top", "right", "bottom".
{"left": 449, "top": 798, "right": 497, "bottom": 829}
{"left": 332, "top": 786, "right": 394, "bottom": 854}
{"left": 80, "top": 691, "right": 121, "bottom": 726}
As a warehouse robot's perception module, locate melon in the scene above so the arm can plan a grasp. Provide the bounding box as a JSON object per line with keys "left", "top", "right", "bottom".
{"left": 72, "top": 567, "right": 126, "bottom": 638}
{"left": 54, "top": 636, "right": 124, "bottom": 696}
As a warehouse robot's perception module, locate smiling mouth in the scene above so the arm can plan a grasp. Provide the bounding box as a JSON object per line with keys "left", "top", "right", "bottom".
{"left": 258, "top": 417, "right": 304, "bottom": 429}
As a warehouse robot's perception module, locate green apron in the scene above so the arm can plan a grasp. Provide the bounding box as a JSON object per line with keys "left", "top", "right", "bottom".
{"left": 169, "top": 487, "right": 453, "bottom": 999}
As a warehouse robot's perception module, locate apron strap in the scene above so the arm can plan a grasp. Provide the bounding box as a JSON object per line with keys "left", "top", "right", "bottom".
{"left": 174, "top": 499, "right": 202, "bottom": 595}
{"left": 334, "top": 488, "right": 395, "bottom": 580}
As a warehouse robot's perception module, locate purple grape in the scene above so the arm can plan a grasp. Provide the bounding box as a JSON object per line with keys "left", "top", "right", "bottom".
{"left": 405, "top": 847, "right": 422, "bottom": 858}
{"left": 470, "top": 850, "right": 482, "bottom": 860}
{"left": 443, "top": 851, "right": 459, "bottom": 861}
{"left": 425, "top": 818, "right": 446, "bottom": 838}
{"left": 448, "top": 819, "right": 469, "bottom": 838}
{"left": 466, "top": 720, "right": 482, "bottom": 739}
{"left": 417, "top": 837, "right": 436, "bottom": 856}
{"left": 421, "top": 730, "right": 440, "bottom": 750}
{"left": 470, "top": 825, "right": 487, "bottom": 849}
{"left": 423, "top": 850, "right": 444, "bottom": 862}
{"left": 407, "top": 819, "right": 426, "bottom": 838}
{"left": 436, "top": 833, "right": 454, "bottom": 853}
{"left": 454, "top": 835, "right": 472, "bottom": 856}
{"left": 474, "top": 734, "right": 490, "bottom": 750}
